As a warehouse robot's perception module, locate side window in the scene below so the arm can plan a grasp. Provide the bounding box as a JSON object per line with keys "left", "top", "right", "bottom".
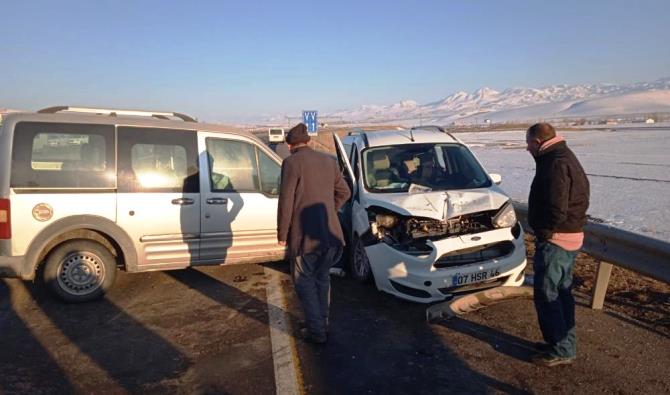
{"left": 206, "top": 138, "right": 259, "bottom": 192}
{"left": 257, "top": 148, "right": 281, "bottom": 196}
{"left": 11, "top": 122, "right": 115, "bottom": 189}
{"left": 117, "top": 127, "right": 199, "bottom": 193}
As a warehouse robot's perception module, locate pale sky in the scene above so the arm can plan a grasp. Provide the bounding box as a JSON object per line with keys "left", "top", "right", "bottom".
{"left": 1, "top": 0, "right": 669, "bottom": 123}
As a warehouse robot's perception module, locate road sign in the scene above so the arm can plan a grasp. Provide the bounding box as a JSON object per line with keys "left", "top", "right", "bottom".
{"left": 302, "top": 110, "right": 318, "bottom": 136}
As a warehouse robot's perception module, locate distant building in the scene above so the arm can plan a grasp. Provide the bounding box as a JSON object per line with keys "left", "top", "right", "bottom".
{"left": 646, "top": 118, "right": 656, "bottom": 124}
{"left": 484, "top": 119, "right": 492, "bottom": 124}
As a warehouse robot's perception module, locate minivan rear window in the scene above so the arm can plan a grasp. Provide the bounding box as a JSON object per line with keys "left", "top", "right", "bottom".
{"left": 11, "top": 122, "right": 116, "bottom": 189}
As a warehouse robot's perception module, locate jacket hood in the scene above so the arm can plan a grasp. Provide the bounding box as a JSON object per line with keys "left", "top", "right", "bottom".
{"left": 364, "top": 187, "right": 510, "bottom": 221}
{"left": 535, "top": 140, "right": 567, "bottom": 160}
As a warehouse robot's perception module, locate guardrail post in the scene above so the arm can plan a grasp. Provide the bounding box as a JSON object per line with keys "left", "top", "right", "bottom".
{"left": 591, "top": 261, "right": 613, "bottom": 310}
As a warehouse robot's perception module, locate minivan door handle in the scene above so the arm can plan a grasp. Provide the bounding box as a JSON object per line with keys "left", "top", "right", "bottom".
{"left": 206, "top": 198, "right": 228, "bottom": 205}
{"left": 171, "top": 198, "right": 195, "bottom": 206}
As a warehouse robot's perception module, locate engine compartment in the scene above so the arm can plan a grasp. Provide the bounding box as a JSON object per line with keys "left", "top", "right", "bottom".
{"left": 369, "top": 206, "right": 496, "bottom": 253}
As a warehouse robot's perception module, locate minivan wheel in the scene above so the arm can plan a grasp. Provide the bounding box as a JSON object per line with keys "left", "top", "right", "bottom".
{"left": 43, "top": 240, "right": 117, "bottom": 303}
{"left": 349, "top": 236, "right": 373, "bottom": 283}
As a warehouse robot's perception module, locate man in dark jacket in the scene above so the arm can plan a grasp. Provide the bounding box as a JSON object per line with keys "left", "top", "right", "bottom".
{"left": 526, "top": 122, "right": 590, "bottom": 367}
{"left": 278, "top": 123, "right": 351, "bottom": 343}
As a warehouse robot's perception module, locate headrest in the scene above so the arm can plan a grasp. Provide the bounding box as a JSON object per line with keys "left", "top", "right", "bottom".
{"left": 371, "top": 151, "right": 390, "bottom": 169}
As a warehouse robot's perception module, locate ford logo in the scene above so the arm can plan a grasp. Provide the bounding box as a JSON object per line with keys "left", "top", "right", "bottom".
{"left": 471, "top": 236, "right": 482, "bottom": 241}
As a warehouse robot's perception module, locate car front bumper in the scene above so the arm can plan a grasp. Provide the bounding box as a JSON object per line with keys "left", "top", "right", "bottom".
{"left": 364, "top": 226, "right": 527, "bottom": 303}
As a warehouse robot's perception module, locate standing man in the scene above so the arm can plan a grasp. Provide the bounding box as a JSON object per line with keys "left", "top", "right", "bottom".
{"left": 278, "top": 123, "right": 351, "bottom": 344}
{"left": 526, "top": 122, "right": 590, "bottom": 367}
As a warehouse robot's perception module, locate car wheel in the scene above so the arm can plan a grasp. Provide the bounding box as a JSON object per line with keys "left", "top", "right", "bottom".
{"left": 43, "top": 240, "right": 117, "bottom": 303}
{"left": 349, "top": 235, "right": 373, "bottom": 283}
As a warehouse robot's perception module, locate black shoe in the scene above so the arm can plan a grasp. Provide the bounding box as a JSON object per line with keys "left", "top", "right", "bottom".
{"left": 299, "top": 327, "right": 327, "bottom": 344}
{"left": 298, "top": 320, "right": 330, "bottom": 335}
{"left": 534, "top": 342, "right": 552, "bottom": 352}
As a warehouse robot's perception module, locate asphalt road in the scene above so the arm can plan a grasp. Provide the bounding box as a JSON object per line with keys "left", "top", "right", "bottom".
{"left": 1, "top": 257, "right": 669, "bottom": 394}
{"left": 1, "top": 264, "right": 278, "bottom": 394}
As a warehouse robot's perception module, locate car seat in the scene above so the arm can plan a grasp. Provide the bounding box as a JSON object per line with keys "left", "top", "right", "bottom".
{"left": 79, "top": 142, "right": 105, "bottom": 171}
{"left": 60, "top": 142, "right": 104, "bottom": 171}
{"left": 415, "top": 152, "right": 436, "bottom": 185}
{"left": 368, "top": 151, "right": 397, "bottom": 188}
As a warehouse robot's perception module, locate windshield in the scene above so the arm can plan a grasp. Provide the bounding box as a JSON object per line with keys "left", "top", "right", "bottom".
{"left": 269, "top": 129, "right": 283, "bottom": 135}
{"left": 362, "top": 143, "right": 491, "bottom": 193}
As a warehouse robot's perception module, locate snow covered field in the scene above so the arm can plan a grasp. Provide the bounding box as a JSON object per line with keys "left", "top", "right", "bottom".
{"left": 460, "top": 128, "right": 670, "bottom": 241}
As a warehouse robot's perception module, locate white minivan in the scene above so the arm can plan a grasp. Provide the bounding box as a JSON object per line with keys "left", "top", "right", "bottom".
{"left": 268, "top": 127, "right": 285, "bottom": 143}
{"left": 333, "top": 127, "right": 527, "bottom": 303}
{"left": 0, "top": 106, "right": 286, "bottom": 302}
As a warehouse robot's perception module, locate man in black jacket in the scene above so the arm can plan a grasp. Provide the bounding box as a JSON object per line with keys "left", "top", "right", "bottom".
{"left": 278, "top": 123, "right": 351, "bottom": 344}
{"left": 526, "top": 122, "right": 590, "bottom": 367}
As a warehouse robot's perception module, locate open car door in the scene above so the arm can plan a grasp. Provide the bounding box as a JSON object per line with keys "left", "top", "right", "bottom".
{"left": 332, "top": 133, "right": 358, "bottom": 256}
{"left": 332, "top": 133, "right": 356, "bottom": 197}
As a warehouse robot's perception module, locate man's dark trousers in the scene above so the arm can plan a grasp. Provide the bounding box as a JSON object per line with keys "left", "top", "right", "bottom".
{"left": 291, "top": 246, "right": 342, "bottom": 338}
{"left": 533, "top": 241, "right": 578, "bottom": 358}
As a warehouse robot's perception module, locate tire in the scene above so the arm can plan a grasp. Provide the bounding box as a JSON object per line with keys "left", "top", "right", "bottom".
{"left": 349, "top": 235, "right": 373, "bottom": 283}
{"left": 43, "top": 240, "right": 117, "bottom": 303}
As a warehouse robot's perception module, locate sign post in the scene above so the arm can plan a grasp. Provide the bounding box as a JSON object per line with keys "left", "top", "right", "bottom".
{"left": 302, "top": 110, "right": 318, "bottom": 136}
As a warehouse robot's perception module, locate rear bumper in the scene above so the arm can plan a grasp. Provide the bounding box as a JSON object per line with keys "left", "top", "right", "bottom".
{"left": 0, "top": 255, "right": 31, "bottom": 279}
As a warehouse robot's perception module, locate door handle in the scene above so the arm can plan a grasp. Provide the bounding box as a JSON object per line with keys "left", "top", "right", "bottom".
{"left": 171, "top": 198, "right": 195, "bottom": 206}
{"left": 206, "top": 197, "right": 228, "bottom": 205}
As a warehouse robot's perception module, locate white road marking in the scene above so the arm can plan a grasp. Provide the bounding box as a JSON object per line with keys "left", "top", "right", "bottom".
{"left": 265, "top": 266, "right": 302, "bottom": 395}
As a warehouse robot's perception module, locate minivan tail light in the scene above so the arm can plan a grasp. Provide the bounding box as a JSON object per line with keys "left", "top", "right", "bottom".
{"left": 0, "top": 199, "right": 10, "bottom": 239}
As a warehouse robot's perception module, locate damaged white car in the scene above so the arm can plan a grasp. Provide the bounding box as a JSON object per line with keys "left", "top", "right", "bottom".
{"left": 334, "top": 127, "right": 526, "bottom": 303}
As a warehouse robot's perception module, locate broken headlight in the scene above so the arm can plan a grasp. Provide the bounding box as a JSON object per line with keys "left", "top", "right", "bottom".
{"left": 369, "top": 210, "right": 401, "bottom": 244}
{"left": 492, "top": 202, "right": 517, "bottom": 228}
{"left": 375, "top": 213, "right": 398, "bottom": 228}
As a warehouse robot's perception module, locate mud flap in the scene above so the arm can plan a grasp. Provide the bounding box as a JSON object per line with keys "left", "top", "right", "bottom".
{"left": 426, "top": 286, "right": 534, "bottom": 322}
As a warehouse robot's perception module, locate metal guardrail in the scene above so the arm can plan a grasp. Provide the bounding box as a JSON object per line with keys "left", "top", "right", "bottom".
{"left": 513, "top": 201, "right": 670, "bottom": 309}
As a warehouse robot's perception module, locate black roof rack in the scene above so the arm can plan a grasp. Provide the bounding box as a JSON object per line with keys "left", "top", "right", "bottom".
{"left": 410, "top": 125, "right": 460, "bottom": 142}
{"left": 37, "top": 106, "right": 197, "bottom": 122}
{"left": 410, "top": 125, "right": 446, "bottom": 133}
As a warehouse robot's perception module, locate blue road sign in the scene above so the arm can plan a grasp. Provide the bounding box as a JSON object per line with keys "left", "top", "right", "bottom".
{"left": 302, "top": 110, "right": 318, "bottom": 136}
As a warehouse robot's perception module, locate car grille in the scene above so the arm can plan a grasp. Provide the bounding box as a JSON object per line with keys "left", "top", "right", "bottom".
{"left": 434, "top": 241, "right": 515, "bottom": 269}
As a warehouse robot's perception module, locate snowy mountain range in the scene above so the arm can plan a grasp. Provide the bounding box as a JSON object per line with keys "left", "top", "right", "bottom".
{"left": 328, "top": 77, "right": 670, "bottom": 125}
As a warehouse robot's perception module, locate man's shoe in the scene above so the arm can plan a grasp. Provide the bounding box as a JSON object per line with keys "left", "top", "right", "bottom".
{"left": 534, "top": 342, "right": 552, "bottom": 352}
{"left": 299, "top": 328, "right": 327, "bottom": 344}
{"left": 532, "top": 352, "right": 575, "bottom": 367}
{"left": 298, "top": 320, "right": 330, "bottom": 335}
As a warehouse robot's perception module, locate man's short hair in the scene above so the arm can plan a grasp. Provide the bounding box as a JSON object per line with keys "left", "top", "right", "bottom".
{"left": 527, "top": 122, "right": 556, "bottom": 142}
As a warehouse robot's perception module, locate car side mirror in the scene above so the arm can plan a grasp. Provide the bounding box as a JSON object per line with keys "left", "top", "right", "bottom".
{"left": 489, "top": 173, "right": 502, "bottom": 185}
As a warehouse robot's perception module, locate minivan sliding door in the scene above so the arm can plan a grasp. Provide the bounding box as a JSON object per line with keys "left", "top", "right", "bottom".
{"left": 116, "top": 127, "right": 200, "bottom": 269}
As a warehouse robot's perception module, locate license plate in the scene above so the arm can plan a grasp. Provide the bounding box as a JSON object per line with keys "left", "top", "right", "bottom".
{"left": 451, "top": 269, "right": 500, "bottom": 286}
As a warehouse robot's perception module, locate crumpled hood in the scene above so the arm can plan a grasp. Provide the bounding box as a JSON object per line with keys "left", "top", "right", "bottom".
{"left": 364, "top": 188, "right": 510, "bottom": 221}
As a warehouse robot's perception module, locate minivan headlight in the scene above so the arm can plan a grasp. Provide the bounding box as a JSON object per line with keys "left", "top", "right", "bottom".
{"left": 492, "top": 202, "right": 516, "bottom": 228}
